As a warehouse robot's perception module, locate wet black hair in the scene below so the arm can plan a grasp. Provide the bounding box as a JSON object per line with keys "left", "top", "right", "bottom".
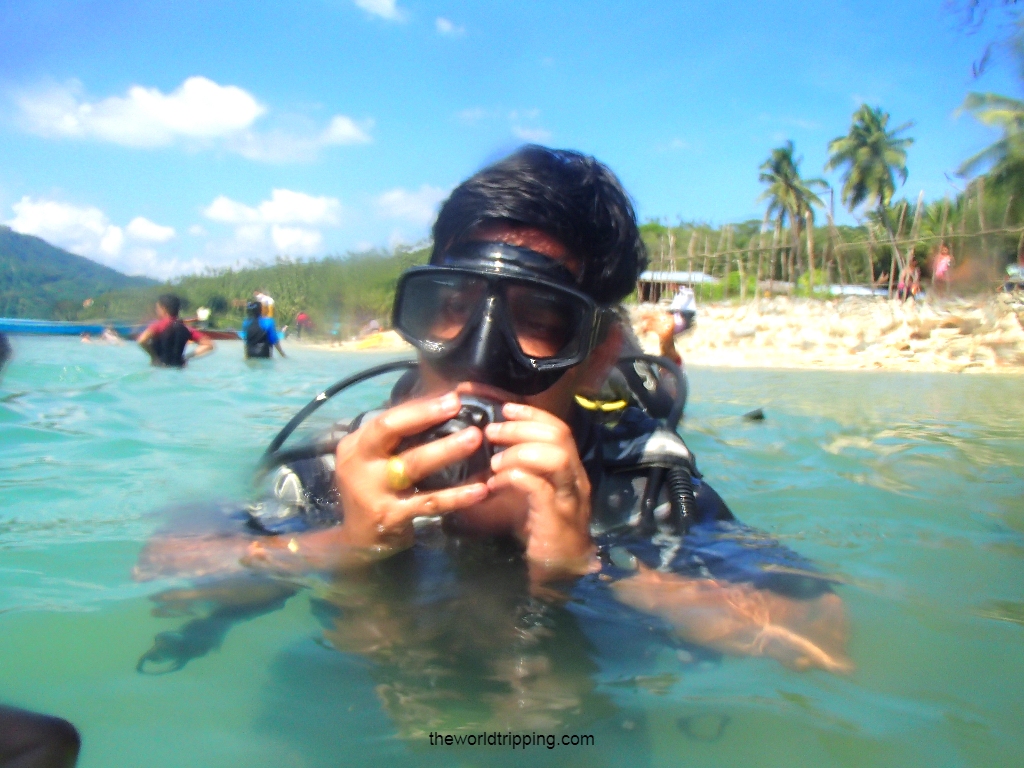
{"left": 431, "top": 145, "right": 648, "bottom": 305}
{"left": 246, "top": 301, "right": 262, "bottom": 318}
{"left": 157, "top": 294, "right": 181, "bottom": 318}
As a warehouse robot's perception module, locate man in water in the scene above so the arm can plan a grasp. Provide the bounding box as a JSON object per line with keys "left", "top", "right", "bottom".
{"left": 137, "top": 148, "right": 848, "bottom": 717}
{"left": 233, "top": 146, "right": 848, "bottom": 672}
{"left": 136, "top": 294, "right": 215, "bottom": 367}
{"left": 241, "top": 300, "right": 286, "bottom": 359}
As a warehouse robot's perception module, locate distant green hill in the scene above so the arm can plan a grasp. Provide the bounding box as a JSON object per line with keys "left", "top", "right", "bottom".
{"left": 76, "top": 246, "right": 431, "bottom": 335}
{"left": 0, "top": 225, "right": 157, "bottom": 318}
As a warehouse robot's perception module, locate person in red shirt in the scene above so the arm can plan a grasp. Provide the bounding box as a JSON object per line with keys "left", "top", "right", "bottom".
{"left": 136, "top": 294, "right": 215, "bottom": 367}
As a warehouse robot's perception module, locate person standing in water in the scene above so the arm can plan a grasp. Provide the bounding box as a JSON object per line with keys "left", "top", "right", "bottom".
{"left": 139, "top": 146, "right": 850, "bottom": 681}
{"left": 136, "top": 294, "right": 215, "bottom": 367}
{"left": 241, "top": 301, "right": 286, "bottom": 359}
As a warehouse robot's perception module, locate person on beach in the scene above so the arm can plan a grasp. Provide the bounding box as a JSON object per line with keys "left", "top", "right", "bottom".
{"left": 633, "top": 285, "right": 694, "bottom": 369}
{"left": 295, "top": 311, "right": 310, "bottom": 339}
{"left": 136, "top": 294, "right": 215, "bottom": 368}
{"left": 241, "top": 301, "right": 286, "bottom": 359}
{"left": 669, "top": 285, "right": 697, "bottom": 334}
{"left": 933, "top": 244, "right": 954, "bottom": 296}
{"left": 137, "top": 147, "right": 849, "bottom": 693}
{"left": 897, "top": 256, "right": 921, "bottom": 302}
{"left": 253, "top": 290, "right": 275, "bottom": 319}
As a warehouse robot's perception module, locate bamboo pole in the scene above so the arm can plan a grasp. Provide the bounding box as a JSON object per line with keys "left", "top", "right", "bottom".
{"left": 865, "top": 223, "right": 879, "bottom": 286}
{"left": 770, "top": 219, "right": 781, "bottom": 294}
{"left": 700, "top": 236, "right": 710, "bottom": 302}
{"left": 977, "top": 178, "right": 991, "bottom": 275}
{"left": 722, "top": 226, "right": 732, "bottom": 300}
{"left": 687, "top": 231, "right": 696, "bottom": 286}
{"left": 806, "top": 212, "right": 816, "bottom": 296}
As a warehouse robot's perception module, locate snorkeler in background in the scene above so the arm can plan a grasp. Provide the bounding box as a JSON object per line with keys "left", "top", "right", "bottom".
{"left": 136, "top": 294, "right": 215, "bottom": 368}
{"left": 241, "top": 301, "right": 286, "bottom": 359}
{"left": 134, "top": 146, "right": 849, "bottom": 734}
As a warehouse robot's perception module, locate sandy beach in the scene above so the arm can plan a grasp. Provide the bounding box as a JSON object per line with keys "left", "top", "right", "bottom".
{"left": 645, "top": 295, "right": 1024, "bottom": 374}
{"left": 309, "top": 294, "right": 1024, "bottom": 375}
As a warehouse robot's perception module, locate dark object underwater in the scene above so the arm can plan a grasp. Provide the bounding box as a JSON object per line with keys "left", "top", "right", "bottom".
{"left": 742, "top": 408, "right": 766, "bottom": 421}
{"left": 0, "top": 704, "right": 80, "bottom": 768}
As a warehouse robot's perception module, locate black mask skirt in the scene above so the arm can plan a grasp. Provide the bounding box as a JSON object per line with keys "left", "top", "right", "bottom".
{"left": 392, "top": 241, "right": 612, "bottom": 396}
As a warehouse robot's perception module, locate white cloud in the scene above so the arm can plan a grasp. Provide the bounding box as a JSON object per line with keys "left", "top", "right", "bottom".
{"left": 321, "top": 115, "right": 373, "bottom": 145}
{"left": 116, "top": 247, "right": 207, "bottom": 280}
{"left": 354, "top": 0, "right": 404, "bottom": 21}
{"left": 4, "top": 196, "right": 200, "bottom": 279}
{"left": 512, "top": 125, "right": 552, "bottom": 142}
{"left": 435, "top": 17, "right": 465, "bottom": 36}
{"left": 375, "top": 185, "right": 448, "bottom": 225}
{"left": 16, "top": 77, "right": 265, "bottom": 147}
{"left": 6, "top": 196, "right": 124, "bottom": 259}
{"left": 126, "top": 216, "right": 175, "bottom": 242}
{"left": 14, "top": 77, "right": 372, "bottom": 162}
{"left": 271, "top": 225, "right": 323, "bottom": 254}
{"left": 202, "top": 188, "right": 342, "bottom": 259}
{"left": 457, "top": 107, "right": 489, "bottom": 124}
{"left": 227, "top": 115, "right": 373, "bottom": 162}
{"left": 204, "top": 189, "right": 342, "bottom": 226}
{"left": 187, "top": 224, "right": 207, "bottom": 237}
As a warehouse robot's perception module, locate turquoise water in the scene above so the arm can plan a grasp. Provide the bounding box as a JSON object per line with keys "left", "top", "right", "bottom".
{"left": 1, "top": 336, "right": 1022, "bottom": 767}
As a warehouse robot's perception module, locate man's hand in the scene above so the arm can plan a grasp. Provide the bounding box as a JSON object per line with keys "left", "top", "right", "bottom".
{"left": 333, "top": 392, "right": 489, "bottom": 550}
{"left": 485, "top": 402, "right": 597, "bottom": 579}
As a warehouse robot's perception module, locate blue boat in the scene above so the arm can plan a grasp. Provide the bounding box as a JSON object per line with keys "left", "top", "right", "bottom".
{"left": 0, "top": 318, "right": 145, "bottom": 337}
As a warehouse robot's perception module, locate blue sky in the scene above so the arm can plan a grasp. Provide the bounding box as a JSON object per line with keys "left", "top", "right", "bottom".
{"left": 0, "top": 0, "right": 1018, "bottom": 278}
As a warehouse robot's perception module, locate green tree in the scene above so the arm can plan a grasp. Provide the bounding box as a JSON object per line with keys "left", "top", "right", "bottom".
{"left": 758, "top": 141, "right": 827, "bottom": 292}
{"left": 826, "top": 104, "right": 914, "bottom": 287}
{"left": 958, "top": 92, "right": 1024, "bottom": 199}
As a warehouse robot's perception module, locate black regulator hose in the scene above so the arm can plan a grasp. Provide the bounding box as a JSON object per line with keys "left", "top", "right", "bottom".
{"left": 257, "top": 359, "right": 417, "bottom": 476}
{"left": 665, "top": 464, "right": 697, "bottom": 534}
{"left": 614, "top": 355, "right": 687, "bottom": 431}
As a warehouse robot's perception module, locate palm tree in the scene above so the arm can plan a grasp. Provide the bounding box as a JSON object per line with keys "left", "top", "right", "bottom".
{"left": 958, "top": 92, "right": 1024, "bottom": 207}
{"left": 826, "top": 105, "right": 914, "bottom": 289}
{"left": 758, "top": 141, "right": 827, "bottom": 293}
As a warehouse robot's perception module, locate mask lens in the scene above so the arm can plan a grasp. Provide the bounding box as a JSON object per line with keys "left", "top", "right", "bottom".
{"left": 506, "top": 283, "right": 586, "bottom": 359}
{"left": 398, "top": 273, "right": 488, "bottom": 345}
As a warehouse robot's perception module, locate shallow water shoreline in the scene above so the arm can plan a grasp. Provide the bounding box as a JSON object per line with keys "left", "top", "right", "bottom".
{"left": 295, "top": 295, "right": 1024, "bottom": 375}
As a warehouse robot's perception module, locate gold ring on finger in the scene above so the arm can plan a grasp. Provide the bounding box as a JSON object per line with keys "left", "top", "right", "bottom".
{"left": 385, "top": 456, "right": 413, "bottom": 492}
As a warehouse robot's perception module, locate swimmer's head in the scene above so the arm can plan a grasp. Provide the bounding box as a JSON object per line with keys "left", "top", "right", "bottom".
{"left": 246, "top": 301, "right": 262, "bottom": 319}
{"left": 396, "top": 146, "right": 644, "bottom": 406}
{"left": 431, "top": 145, "right": 647, "bottom": 306}
{"left": 156, "top": 294, "right": 181, "bottom": 319}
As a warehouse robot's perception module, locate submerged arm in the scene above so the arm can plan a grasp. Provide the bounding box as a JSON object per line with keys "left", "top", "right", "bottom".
{"left": 611, "top": 564, "right": 851, "bottom": 673}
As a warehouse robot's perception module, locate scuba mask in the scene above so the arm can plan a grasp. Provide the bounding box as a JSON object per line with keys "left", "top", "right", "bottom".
{"left": 392, "top": 241, "right": 614, "bottom": 396}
